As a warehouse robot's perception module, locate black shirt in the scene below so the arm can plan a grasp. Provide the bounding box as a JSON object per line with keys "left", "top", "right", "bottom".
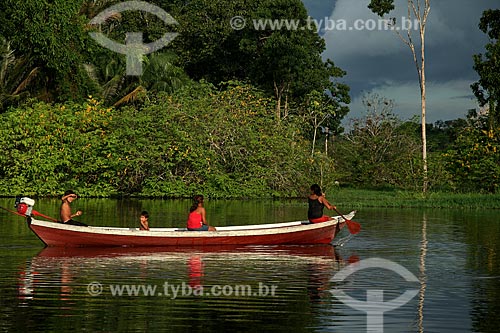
{"left": 308, "top": 198, "right": 324, "bottom": 219}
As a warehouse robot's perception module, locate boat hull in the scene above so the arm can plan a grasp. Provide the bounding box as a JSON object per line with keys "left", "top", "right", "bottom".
{"left": 27, "top": 213, "right": 353, "bottom": 248}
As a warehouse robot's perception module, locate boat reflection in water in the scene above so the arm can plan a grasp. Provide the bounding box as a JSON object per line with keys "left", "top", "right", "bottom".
{"left": 18, "top": 244, "right": 355, "bottom": 303}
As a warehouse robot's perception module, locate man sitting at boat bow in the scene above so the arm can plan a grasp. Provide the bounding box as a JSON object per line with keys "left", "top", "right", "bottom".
{"left": 60, "top": 190, "right": 88, "bottom": 227}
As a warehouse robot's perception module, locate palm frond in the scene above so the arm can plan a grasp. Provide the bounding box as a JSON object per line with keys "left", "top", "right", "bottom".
{"left": 102, "top": 75, "right": 123, "bottom": 101}
{"left": 12, "top": 67, "right": 40, "bottom": 95}
{"left": 113, "top": 85, "right": 146, "bottom": 107}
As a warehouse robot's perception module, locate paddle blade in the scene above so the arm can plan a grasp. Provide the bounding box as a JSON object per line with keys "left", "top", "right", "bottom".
{"left": 346, "top": 219, "right": 361, "bottom": 234}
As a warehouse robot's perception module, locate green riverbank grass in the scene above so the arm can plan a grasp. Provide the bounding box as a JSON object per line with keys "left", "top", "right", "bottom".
{"left": 326, "top": 189, "right": 500, "bottom": 210}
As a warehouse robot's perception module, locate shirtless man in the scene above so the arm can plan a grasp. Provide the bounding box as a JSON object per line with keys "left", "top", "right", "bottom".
{"left": 60, "top": 190, "right": 87, "bottom": 226}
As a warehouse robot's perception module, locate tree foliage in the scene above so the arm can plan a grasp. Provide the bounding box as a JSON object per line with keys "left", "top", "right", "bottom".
{"left": 1, "top": 0, "right": 98, "bottom": 102}
{"left": 2, "top": 0, "right": 496, "bottom": 197}
{"left": 0, "top": 0, "right": 350, "bottom": 135}
{"left": 0, "top": 98, "right": 115, "bottom": 195}
{"left": 0, "top": 82, "right": 315, "bottom": 197}
{"left": 472, "top": 9, "right": 500, "bottom": 129}
{"left": 367, "top": 0, "right": 395, "bottom": 16}
{"left": 0, "top": 0, "right": 355, "bottom": 197}
{"left": 333, "top": 94, "right": 423, "bottom": 190}
{"left": 160, "top": 0, "right": 350, "bottom": 124}
{"left": 445, "top": 9, "right": 500, "bottom": 194}
{"left": 445, "top": 125, "right": 500, "bottom": 193}
{"left": 0, "top": 37, "right": 40, "bottom": 110}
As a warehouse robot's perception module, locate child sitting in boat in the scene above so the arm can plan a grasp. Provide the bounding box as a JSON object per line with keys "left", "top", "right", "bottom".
{"left": 140, "top": 211, "right": 150, "bottom": 231}
{"left": 187, "top": 195, "right": 216, "bottom": 231}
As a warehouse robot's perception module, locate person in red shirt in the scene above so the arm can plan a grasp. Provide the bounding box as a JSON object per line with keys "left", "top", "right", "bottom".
{"left": 187, "top": 195, "right": 216, "bottom": 231}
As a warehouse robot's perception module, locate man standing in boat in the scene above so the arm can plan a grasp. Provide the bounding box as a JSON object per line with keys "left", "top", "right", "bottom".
{"left": 307, "top": 184, "right": 336, "bottom": 223}
{"left": 60, "top": 190, "right": 87, "bottom": 226}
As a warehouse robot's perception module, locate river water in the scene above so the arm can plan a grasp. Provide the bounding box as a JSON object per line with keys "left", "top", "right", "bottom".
{"left": 0, "top": 198, "right": 498, "bottom": 332}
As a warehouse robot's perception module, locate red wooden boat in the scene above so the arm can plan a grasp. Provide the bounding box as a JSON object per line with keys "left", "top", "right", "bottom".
{"left": 27, "top": 212, "right": 354, "bottom": 248}
{"left": 14, "top": 197, "right": 356, "bottom": 248}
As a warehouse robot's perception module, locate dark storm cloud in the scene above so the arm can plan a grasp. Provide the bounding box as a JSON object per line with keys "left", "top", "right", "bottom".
{"left": 303, "top": 0, "right": 499, "bottom": 122}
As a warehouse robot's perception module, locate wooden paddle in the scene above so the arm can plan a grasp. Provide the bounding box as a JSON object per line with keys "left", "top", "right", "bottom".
{"left": 0, "top": 206, "right": 26, "bottom": 218}
{"left": 0, "top": 205, "right": 58, "bottom": 222}
{"left": 333, "top": 207, "right": 361, "bottom": 234}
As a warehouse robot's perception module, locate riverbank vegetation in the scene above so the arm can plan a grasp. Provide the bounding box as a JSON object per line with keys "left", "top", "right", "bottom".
{"left": 325, "top": 188, "right": 500, "bottom": 210}
{"left": 0, "top": 1, "right": 499, "bottom": 200}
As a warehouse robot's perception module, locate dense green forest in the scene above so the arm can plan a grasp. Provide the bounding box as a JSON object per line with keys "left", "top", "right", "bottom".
{"left": 0, "top": 1, "right": 499, "bottom": 197}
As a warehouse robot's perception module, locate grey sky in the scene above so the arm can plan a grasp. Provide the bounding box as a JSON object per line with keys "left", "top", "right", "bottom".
{"left": 303, "top": 0, "right": 499, "bottom": 123}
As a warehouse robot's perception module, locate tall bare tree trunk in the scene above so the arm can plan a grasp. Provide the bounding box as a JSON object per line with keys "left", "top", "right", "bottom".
{"left": 284, "top": 83, "right": 290, "bottom": 119}
{"left": 274, "top": 81, "right": 291, "bottom": 122}
{"left": 392, "top": 0, "right": 430, "bottom": 192}
{"left": 420, "top": 4, "right": 429, "bottom": 192}
{"left": 274, "top": 81, "right": 282, "bottom": 122}
{"left": 311, "top": 115, "right": 318, "bottom": 156}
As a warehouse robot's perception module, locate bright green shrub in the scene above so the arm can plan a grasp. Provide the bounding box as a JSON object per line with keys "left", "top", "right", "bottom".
{"left": 0, "top": 82, "right": 316, "bottom": 197}
{"left": 445, "top": 127, "right": 500, "bottom": 193}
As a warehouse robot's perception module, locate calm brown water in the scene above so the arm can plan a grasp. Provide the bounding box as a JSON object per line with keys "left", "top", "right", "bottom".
{"left": 0, "top": 198, "right": 499, "bottom": 332}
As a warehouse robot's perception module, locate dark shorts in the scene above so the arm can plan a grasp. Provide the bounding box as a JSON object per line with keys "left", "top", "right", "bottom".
{"left": 308, "top": 216, "right": 331, "bottom": 223}
{"left": 62, "top": 219, "right": 88, "bottom": 227}
{"left": 187, "top": 225, "right": 209, "bottom": 231}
